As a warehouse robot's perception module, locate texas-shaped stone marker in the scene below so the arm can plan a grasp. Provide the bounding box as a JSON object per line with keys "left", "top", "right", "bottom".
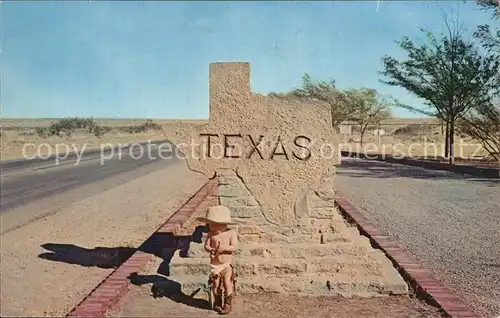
{"left": 162, "top": 62, "right": 340, "bottom": 227}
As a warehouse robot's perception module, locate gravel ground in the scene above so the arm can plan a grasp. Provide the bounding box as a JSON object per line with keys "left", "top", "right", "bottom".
{"left": 0, "top": 159, "right": 208, "bottom": 317}
{"left": 336, "top": 158, "right": 500, "bottom": 318}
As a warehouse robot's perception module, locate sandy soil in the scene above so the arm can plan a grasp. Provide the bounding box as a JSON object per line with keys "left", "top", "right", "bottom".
{"left": 0, "top": 160, "right": 208, "bottom": 317}
{"left": 111, "top": 284, "right": 443, "bottom": 318}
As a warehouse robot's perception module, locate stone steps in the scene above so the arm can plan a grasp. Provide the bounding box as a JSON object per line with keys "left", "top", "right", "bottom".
{"left": 170, "top": 254, "right": 390, "bottom": 277}
{"left": 184, "top": 242, "right": 374, "bottom": 259}
{"left": 167, "top": 166, "right": 410, "bottom": 298}
{"left": 199, "top": 221, "right": 363, "bottom": 244}
{"left": 167, "top": 273, "right": 408, "bottom": 297}
{"left": 236, "top": 229, "right": 367, "bottom": 244}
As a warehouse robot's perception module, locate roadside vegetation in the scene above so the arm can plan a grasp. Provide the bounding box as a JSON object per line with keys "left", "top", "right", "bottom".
{"left": 269, "top": 73, "right": 393, "bottom": 147}
{"left": 269, "top": 0, "right": 499, "bottom": 163}
{"left": 33, "top": 117, "right": 162, "bottom": 138}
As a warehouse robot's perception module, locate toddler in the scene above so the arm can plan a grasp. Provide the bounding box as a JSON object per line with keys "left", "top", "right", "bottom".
{"left": 197, "top": 205, "right": 238, "bottom": 315}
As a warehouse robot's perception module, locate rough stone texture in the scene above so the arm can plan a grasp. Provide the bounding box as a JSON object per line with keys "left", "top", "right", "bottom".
{"left": 162, "top": 61, "right": 407, "bottom": 297}
{"left": 162, "top": 62, "right": 340, "bottom": 227}
{"left": 168, "top": 169, "right": 408, "bottom": 297}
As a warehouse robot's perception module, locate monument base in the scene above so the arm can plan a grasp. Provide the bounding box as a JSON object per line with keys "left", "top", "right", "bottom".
{"left": 168, "top": 169, "right": 408, "bottom": 297}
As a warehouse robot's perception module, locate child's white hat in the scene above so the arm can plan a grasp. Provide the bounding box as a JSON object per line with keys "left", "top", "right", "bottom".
{"left": 196, "top": 205, "right": 237, "bottom": 225}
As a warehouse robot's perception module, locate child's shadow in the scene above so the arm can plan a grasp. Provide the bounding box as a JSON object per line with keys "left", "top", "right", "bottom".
{"left": 157, "top": 225, "right": 208, "bottom": 276}
{"left": 128, "top": 272, "right": 211, "bottom": 310}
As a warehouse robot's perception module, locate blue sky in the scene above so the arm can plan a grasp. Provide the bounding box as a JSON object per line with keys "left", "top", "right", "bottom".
{"left": 1, "top": 1, "right": 494, "bottom": 119}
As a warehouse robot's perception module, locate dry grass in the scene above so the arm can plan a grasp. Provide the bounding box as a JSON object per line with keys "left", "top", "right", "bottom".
{"left": 0, "top": 118, "right": 209, "bottom": 161}
{"left": 0, "top": 117, "right": 493, "bottom": 161}
{"left": 0, "top": 130, "right": 167, "bottom": 161}
{"left": 0, "top": 118, "right": 208, "bottom": 129}
{"left": 340, "top": 122, "right": 492, "bottom": 159}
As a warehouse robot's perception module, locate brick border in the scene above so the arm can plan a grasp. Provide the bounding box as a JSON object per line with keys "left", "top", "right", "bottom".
{"left": 334, "top": 192, "right": 480, "bottom": 318}
{"left": 341, "top": 151, "right": 499, "bottom": 179}
{"left": 65, "top": 176, "right": 480, "bottom": 317}
{"left": 66, "top": 178, "right": 218, "bottom": 317}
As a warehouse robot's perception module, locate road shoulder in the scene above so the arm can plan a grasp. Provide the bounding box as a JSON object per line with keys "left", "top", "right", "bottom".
{"left": 0, "top": 160, "right": 208, "bottom": 317}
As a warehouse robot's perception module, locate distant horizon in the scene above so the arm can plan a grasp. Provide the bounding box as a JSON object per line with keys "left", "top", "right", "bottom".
{"left": 2, "top": 1, "right": 491, "bottom": 119}
{"left": 0, "top": 115, "right": 436, "bottom": 121}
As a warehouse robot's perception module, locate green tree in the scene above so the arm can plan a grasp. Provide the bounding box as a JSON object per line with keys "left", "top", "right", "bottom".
{"left": 474, "top": 0, "right": 499, "bottom": 68}
{"left": 458, "top": 103, "right": 499, "bottom": 160}
{"left": 456, "top": 0, "right": 500, "bottom": 161}
{"left": 345, "top": 88, "right": 392, "bottom": 147}
{"left": 379, "top": 16, "right": 498, "bottom": 164}
{"left": 290, "top": 73, "right": 355, "bottom": 128}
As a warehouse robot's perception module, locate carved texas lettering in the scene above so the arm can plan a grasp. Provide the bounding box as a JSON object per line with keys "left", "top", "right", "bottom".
{"left": 224, "top": 134, "right": 243, "bottom": 158}
{"left": 199, "top": 133, "right": 312, "bottom": 160}
{"left": 248, "top": 135, "right": 264, "bottom": 159}
{"left": 271, "top": 136, "right": 289, "bottom": 160}
{"left": 293, "top": 135, "right": 312, "bottom": 161}
{"left": 199, "top": 133, "right": 218, "bottom": 158}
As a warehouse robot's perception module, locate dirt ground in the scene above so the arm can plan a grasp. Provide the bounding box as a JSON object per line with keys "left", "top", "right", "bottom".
{"left": 0, "top": 161, "right": 208, "bottom": 316}
{"left": 111, "top": 283, "right": 444, "bottom": 318}
{"left": 109, "top": 208, "right": 444, "bottom": 318}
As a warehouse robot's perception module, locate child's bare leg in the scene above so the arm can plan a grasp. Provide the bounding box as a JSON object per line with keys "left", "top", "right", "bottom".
{"left": 222, "top": 267, "right": 233, "bottom": 296}
{"left": 211, "top": 275, "right": 220, "bottom": 293}
{"left": 211, "top": 274, "right": 223, "bottom": 312}
{"left": 220, "top": 267, "right": 234, "bottom": 315}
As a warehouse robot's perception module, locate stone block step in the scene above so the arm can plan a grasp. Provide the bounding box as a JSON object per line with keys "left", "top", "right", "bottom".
{"left": 168, "top": 274, "right": 408, "bottom": 297}
{"left": 170, "top": 255, "right": 387, "bottom": 277}
{"left": 184, "top": 242, "right": 374, "bottom": 259}
{"left": 199, "top": 224, "right": 363, "bottom": 244}
{"left": 236, "top": 230, "right": 365, "bottom": 244}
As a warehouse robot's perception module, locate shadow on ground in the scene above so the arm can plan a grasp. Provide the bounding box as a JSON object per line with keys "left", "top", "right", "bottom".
{"left": 128, "top": 272, "right": 211, "bottom": 310}
{"left": 338, "top": 158, "right": 500, "bottom": 186}
{"left": 38, "top": 243, "right": 136, "bottom": 269}
{"left": 38, "top": 225, "right": 209, "bottom": 271}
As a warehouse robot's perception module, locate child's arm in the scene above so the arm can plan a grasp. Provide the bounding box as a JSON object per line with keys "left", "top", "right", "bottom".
{"left": 220, "top": 230, "right": 238, "bottom": 253}
{"left": 204, "top": 233, "right": 214, "bottom": 253}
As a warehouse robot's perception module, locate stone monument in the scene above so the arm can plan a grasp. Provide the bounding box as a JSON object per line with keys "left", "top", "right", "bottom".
{"left": 163, "top": 62, "right": 408, "bottom": 296}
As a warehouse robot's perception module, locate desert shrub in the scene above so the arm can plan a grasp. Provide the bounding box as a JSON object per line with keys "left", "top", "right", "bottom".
{"left": 125, "top": 119, "right": 162, "bottom": 134}
{"left": 94, "top": 125, "right": 112, "bottom": 138}
{"left": 35, "top": 117, "right": 109, "bottom": 138}
{"left": 35, "top": 127, "right": 50, "bottom": 138}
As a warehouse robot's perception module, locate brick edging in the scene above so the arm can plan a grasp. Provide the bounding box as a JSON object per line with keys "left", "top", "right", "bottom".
{"left": 341, "top": 151, "right": 499, "bottom": 179}
{"left": 334, "top": 192, "right": 480, "bottom": 318}
{"left": 66, "top": 178, "right": 218, "bottom": 317}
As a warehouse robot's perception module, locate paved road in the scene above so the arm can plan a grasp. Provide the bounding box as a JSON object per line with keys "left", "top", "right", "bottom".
{"left": 336, "top": 157, "right": 500, "bottom": 317}
{"left": 0, "top": 141, "right": 178, "bottom": 232}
